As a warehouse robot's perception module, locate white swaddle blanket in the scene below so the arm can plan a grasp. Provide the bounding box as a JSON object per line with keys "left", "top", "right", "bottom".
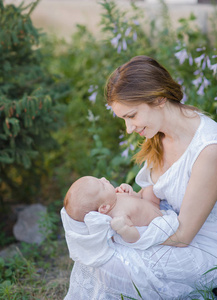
{"left": 61, "top": 208, "right": 179, "bottom": 267}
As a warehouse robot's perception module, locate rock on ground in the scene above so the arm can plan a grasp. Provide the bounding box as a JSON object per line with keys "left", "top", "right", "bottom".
{"left": 13, "top": 203, "right": 48, "bottom": 244}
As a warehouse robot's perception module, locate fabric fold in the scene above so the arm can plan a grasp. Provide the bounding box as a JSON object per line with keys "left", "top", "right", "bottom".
{"left": 61, "top": 208, "right": 179, "bottom": 267}
{"left": 61, "top": 208, "right": 115, "bottom": 267}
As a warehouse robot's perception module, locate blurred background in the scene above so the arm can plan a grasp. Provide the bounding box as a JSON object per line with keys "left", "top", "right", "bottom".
{"left": 6, "top": 0, "right": 217, "bottom": 38}
{"left": 0, "top": 0, "right": 216, "bottom": 298}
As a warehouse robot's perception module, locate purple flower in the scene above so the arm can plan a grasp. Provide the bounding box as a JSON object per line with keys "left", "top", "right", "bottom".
{"left": 105, "top": 104, "right": 112, "bottom": 110}
{"left": 197, "top": 84, "right": 205, "bottom": 96}
{"left": 214, "top": 97, "right": 217, "bottom": 101}
{"left": 105, "top": 104, "right": 116, "bottom": 117}
{"left": 177, "top": 78, "right": 183, "bottom": 85}
{"left": 111, "top": 33, "right": 122, "bottom": 48}
{"left": 174, "top": 49, "right": 188, "bottom": 65}
{"left": 195, "top": 53, "right": 205, "bottom": 66}
{"left": 189, "top": 54, "right": 193, "bottom": 66}
{"left": 203, "top": 77, "right": 211, "bottom": 88}
{"left": 181, "top": 92, "right": 187, "bottom": 104}
{"left": 117, "top": 44, "right": 122, "bottom": 53}
{"left": 88, "top": 91, "right": 97, "bottom": 103}
{"left": 196, "top": 47, "right": 206, "bottom": 52}
{"left": 192, "top": 77, "right": 202, "bottom": 87}
{"left": 125, "top": 27, "right": 132, "bottom": 37}
{"left": 129, "top": 144, "right": 135, "bottom": 151}
{"left": 133, "top": 31, "right": 137, "bottom": 41}
{"left": 88, "top": 85, "right": 94, "bottom": 93}
{"left": 133, "top": 20, "right": 140, "bottom": 26}
{"left": 210, "top": 63, "right": 217, "bottom": 75}
{"left": 194, "top": 70, "right": 201, "bottom": 76}
{"left": 119, "top": 140, "right": 128, "bottom": 146}
{"left": 113, "top": 26, "right": 118, "bottom": 34}
{"left": 88, "top": 85, "right": 98, "bottom": 93}
{"left": 202, "top": 59, "right": 207, "bottom": 70}
{"left": 122, "top": 39, "right": 127, "bottom": 51}
{"left": 206, "top": 57, "right": 211, "bottom": 69}
{"left": 121, "top": 148, "right": 129, "bottom": 158}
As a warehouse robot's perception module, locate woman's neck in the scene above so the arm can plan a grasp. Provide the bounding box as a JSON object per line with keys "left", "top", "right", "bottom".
{"left": 160, "top": 104, "right": 200, "bottom": 143}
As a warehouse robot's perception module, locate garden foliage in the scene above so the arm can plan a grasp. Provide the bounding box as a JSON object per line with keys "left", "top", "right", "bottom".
{"left": 0, "top": 0, "right": 217, "bottom": 201}
{"left": 43, "top": 0, "right": 217, "bottom": 196}
{"left": 0, "top": 0, "right": 69, "bottom": 201}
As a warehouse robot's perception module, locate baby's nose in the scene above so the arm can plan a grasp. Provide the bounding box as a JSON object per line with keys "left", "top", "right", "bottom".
{"left": 101, "top": 177, "right": 109, "bottom": 183}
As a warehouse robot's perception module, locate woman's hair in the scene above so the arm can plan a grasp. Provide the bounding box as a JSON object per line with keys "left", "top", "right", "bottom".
{"left": 105, "top": 55, "right": 198, "bottom": 170}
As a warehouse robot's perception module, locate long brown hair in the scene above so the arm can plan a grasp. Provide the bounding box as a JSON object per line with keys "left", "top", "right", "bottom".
{"left": 106, "top": 55, "right": 197, "bottom": 170}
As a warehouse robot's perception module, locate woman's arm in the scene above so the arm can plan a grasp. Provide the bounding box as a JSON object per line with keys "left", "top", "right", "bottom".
{"left": 140, "top": 185, "right": 160, "bottom": 207}
{"left": 163, "top": 144, "right": 217, "bottom": 247}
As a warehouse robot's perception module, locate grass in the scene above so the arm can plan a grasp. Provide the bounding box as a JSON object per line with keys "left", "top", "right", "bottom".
{"left": 0, "top": 229, "right": 72, "bottom": 300}
{"left": 0, "top": 220, "right": 216, "bottom": 300}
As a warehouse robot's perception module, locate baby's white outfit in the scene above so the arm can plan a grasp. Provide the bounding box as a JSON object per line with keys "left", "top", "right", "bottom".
{"left": 61, "top": 208, "right": 178, "bottom": 267}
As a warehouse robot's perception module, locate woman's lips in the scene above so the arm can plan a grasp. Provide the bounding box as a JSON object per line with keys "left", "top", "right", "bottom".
{"left": 138, "top": 127, "right": 146, "bottom": 136}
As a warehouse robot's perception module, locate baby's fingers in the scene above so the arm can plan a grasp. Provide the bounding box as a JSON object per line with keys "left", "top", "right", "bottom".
{"left": 121, "top": 184, "right": 133, "bottom": 193}
{"left": 115, "top": 186, "right": 125, "bottom": 193}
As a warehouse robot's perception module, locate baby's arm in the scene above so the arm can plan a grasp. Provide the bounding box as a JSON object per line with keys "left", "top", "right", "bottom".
{"left": 116, "top": 183, "right": 160, "bottom": 208}
{"left": 110, "top": 215, "right": 140, "bottom": 243}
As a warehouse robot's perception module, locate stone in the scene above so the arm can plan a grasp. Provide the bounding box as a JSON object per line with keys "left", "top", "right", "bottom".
{"left": 0, "top": 244, "right": 18, "bottom": 260}
{"left": 13, "top": 203, "right": 48, "bottom": 245}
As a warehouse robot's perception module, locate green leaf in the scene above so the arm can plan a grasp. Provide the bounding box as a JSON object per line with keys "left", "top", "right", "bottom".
{"left": 203, "top": 266, "right": 217, "bottom": 275}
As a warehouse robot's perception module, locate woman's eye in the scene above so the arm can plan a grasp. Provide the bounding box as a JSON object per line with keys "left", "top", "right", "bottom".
{"left": 128, "top": 114, "right": 135, "bottom": 119}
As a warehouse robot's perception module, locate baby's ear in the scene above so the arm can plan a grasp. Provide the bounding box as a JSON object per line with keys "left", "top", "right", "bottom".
{"left": 98, "top": 204, "right": 110, "bottom": 214}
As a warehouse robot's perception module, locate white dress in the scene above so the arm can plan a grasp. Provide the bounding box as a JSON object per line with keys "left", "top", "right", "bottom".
{"left": 64, "top": 113, "right": 217, "bottom": 300}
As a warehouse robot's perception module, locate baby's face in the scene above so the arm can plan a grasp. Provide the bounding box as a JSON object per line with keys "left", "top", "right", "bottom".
{"left": 95, "top": 177, "right": 117, "bottom": 206}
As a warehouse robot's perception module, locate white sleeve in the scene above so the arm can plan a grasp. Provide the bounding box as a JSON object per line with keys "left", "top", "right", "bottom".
{"left": 61, "top": 208, "right": 115, "bottom": 267}
{"left": 135, "top": 161, "right": 153, "bottom": 188}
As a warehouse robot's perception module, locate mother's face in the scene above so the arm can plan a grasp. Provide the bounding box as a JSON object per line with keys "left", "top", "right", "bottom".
{"left": 111, "top": 101, "right": 165, "bottom": 139}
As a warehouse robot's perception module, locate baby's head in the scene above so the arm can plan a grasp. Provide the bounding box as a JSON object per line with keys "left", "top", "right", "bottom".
{"left": 64, "top": 176, "right": 117, "bottom": 221}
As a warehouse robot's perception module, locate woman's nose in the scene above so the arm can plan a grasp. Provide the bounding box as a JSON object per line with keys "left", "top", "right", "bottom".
{"left": 125, "top": 119, "right": 135, "bottom": 134}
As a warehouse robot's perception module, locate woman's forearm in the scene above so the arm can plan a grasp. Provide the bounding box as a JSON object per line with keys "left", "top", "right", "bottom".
{"left": 162, "top": 224, "right": 193, "bottom": 248}
{"left": 162, "top": 234, "right": 189, "bottom": 247}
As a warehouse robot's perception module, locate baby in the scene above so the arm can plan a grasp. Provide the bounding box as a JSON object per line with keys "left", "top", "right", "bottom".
{"left": 64, "top": 176, "right": 163, "bottom": 243}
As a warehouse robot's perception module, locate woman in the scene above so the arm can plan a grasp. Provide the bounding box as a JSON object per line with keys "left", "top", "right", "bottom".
{"left": 64, "top": 56, "right": 217, "bottom": 299}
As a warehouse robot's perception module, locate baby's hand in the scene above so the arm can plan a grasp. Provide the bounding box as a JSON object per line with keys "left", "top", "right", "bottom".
{"left": 115, "top": 183, "right": 134, "bottom": 194}
{"left": 110, "top": 216, "right": 126, "bottom": 232}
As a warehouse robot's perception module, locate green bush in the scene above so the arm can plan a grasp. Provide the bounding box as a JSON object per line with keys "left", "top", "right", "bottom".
{"left": 0, "top": 0, "right": 69, "bottom": 202}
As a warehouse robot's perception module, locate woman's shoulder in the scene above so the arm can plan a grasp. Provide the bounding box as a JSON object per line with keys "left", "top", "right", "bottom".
{"left": 195, "top": 113, "right": 217, "bottom": 142}
{"left": 188, "top": 113, "right": 217, "bottom": 169}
